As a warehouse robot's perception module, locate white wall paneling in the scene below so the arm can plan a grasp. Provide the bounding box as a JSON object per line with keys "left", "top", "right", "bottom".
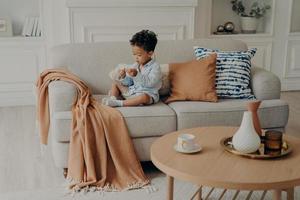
{"left": 84, "top": 25, "right": 185, "bottom": 43}
{"left": 47, "top": 0, "right": 71, "bottom": 46}
{"left": 244, "top": 40, "right": 273, "bottom": 71}
{"left": 284, "top": 39, "right": 300, "bottom": 78}
{"left": 0, "top": 0, "right": 46, "bottom": 106}
{"left": 274, "top": 0, "right": 300, "bottom": 90}
{"left": 0, "top": 41, "right": 46, "bottom": 106}
{"left": 66, "top": 0, "right": 197, "bottom": 7}
{"left": 67, "top": 0, "right": 197, "bottom": 43}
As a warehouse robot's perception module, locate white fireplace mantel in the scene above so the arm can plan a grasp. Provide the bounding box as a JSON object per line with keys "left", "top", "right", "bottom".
{"left": 63, "top": 0, "right": 198, "bottom": 43}
{"left": 66, "top": 0, "right": 198, "bottom": 8}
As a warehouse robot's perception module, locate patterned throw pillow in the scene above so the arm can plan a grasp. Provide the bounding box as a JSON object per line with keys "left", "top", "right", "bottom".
{"left": 194, "top": 47, "right": 257, "bottom": 99}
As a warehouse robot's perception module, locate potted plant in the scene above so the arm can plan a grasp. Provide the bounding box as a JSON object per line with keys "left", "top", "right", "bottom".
{"left": 231, "top": 0, "right": 271, "bottom": 33}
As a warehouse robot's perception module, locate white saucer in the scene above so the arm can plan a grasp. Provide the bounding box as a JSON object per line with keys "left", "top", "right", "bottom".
{"left": 173, "top": 143, "right": 202, "bottom": 154}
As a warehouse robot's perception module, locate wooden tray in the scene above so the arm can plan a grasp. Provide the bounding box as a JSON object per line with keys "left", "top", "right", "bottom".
{"left": 220, "top": 137, "right": 292, "bottom": 159}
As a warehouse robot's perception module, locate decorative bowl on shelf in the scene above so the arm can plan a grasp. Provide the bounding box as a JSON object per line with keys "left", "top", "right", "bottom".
{"left": 224, "top": 21, "right": 235, "bottom": 32}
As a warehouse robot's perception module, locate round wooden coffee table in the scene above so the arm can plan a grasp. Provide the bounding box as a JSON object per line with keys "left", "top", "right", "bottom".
{"left": 151, "top": 126, "right": 300, "bottom": 200}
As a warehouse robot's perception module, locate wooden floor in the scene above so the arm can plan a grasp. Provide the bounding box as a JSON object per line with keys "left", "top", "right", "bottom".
{"left": 281, "top": 91, "right": 300, "bottom": 137}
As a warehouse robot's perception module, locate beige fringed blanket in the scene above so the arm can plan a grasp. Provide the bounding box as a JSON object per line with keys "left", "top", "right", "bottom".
{"left": 36, "top": 68, "right": 149, "bottom": 191}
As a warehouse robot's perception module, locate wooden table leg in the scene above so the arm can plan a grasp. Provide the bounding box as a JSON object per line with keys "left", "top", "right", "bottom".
{"left": 286, "top": 188, "right": 294, "bottom": 200}
{"left": 273, "top": 189, "right": 282, "bottom": 200}
{"left": 194, "top": 187, "right": 202, "bottom": 200}
{"left": 167, "top": 175, "right": 174, "bottom": 200}
{"left": 63, "top": 168, "right": 68, "bottom": 178}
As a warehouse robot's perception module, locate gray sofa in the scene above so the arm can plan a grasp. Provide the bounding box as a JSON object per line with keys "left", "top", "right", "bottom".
{"left": 48, "top": 39, "right": 289, "bottom": 169}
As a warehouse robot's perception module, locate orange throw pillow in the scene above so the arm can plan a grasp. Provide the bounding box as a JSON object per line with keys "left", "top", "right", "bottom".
{"left": 165, "top": 54, "right": 218, "bottom": 103}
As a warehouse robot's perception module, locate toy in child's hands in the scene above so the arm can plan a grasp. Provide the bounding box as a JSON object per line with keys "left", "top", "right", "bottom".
{"left": 125, "top": 68, "right": 138, "bottom": 77}
{"left": 109, "top": 64, "right": 130, "bottom": 81}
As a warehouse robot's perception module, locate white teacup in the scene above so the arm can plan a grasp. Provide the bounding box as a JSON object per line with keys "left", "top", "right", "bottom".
{"left": 177, "top": 133, "right": 196, "bottom": 151}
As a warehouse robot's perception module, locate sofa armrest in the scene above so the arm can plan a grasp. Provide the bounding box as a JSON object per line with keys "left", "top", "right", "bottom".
{"left": 48, "top": 81, "right": 77, "bottom": 115}
{"left": 250, "top": 67, "right": 281, "bottom": 100}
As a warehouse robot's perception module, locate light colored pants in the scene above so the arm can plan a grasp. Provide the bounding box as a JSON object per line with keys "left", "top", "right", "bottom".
{"left": 115, "top": 82, "right": 155, "bottom": 105}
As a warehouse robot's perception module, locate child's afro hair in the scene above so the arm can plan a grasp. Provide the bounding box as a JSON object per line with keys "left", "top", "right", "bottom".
{"left": 130, "top": 30, "right": 157, "bottom": 52}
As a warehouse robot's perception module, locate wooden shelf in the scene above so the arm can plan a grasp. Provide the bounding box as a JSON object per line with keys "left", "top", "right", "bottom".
{"left": 209, "top": 33, "right": 272, "bottom": 38}
{"left": 209, "top": 0, "right": 275, "bottom": 37}
{"left": 0, "top": 36, "right": 43, "bottom": 40}
{"left": 0, "top": 36, "right": 45, "bottom": 45}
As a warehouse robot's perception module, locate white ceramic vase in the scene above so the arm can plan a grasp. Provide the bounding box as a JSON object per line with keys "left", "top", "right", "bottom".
{"left": 232, "top": 111, "right": 261, "bottom": 153}
{"left": 240, "top": 16, "right": 258, "bottom": 34}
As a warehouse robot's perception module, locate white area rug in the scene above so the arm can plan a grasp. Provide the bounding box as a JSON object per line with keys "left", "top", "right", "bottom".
{"left": 1, "top": 160, "right": 300, "bottom": 200}
{"left": 1, "top": 172, "right": 300, "bottom": 200}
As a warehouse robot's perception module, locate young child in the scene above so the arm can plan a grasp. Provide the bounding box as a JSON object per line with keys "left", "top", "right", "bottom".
{"left": 102, "top": 30, "right": 162, "bottom": 107}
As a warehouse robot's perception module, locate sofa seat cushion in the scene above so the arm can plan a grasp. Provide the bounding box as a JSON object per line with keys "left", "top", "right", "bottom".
{"left": 168, "top": 99, "right": 289, "bottom": 130}
{"left": 52, "top": 95, "right": 176, "bottom": 142}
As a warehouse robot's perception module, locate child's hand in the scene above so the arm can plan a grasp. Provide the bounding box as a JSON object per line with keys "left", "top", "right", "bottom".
{"left": 126, "top": 68, "right": 138, "bottom": 77}
{"left": 118, "top": 68, "right": 126, "bottom": 79}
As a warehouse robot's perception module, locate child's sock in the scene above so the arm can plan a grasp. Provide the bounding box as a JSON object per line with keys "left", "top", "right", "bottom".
{"left": 101, "top": 96, "right": 117, "bottom": 105}
{"left": 109, "top": 95, "right": 117, "bottom": 100}
{"left": 108, "top": 96, "right": 117, "bottom": 100}
{"left": 105, "top": 99, "right": 123, "bottom": 107}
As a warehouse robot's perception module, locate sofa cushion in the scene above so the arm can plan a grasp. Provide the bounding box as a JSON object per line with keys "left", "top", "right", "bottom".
{"left": 165, "top": 54, "right": 218, "bottom": 103}
{"left": 168, "top": 99, "right": 289, "bottom": 130}
{"left": 194, "top": 47, "right": 257, "bottom": 99}
{"left": 52, "top": 95, "right": 176, "bottom": 142}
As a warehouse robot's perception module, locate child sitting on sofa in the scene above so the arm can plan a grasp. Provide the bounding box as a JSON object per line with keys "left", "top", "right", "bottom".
{"left": 102, "top": 30, "right": 162, "bottom": 107}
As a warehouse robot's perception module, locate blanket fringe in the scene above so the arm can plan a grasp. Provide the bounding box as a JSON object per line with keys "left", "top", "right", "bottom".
{"left": 64, "top": 177, "right": 155, "bottom": 195}
{"left": 143, "top": 184, "right": 158, "bottom": 193}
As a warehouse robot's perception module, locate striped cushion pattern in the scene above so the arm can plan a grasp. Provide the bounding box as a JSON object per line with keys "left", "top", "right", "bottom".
{"left": 194, "top": 47, "right": 256, "bottom": 99}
